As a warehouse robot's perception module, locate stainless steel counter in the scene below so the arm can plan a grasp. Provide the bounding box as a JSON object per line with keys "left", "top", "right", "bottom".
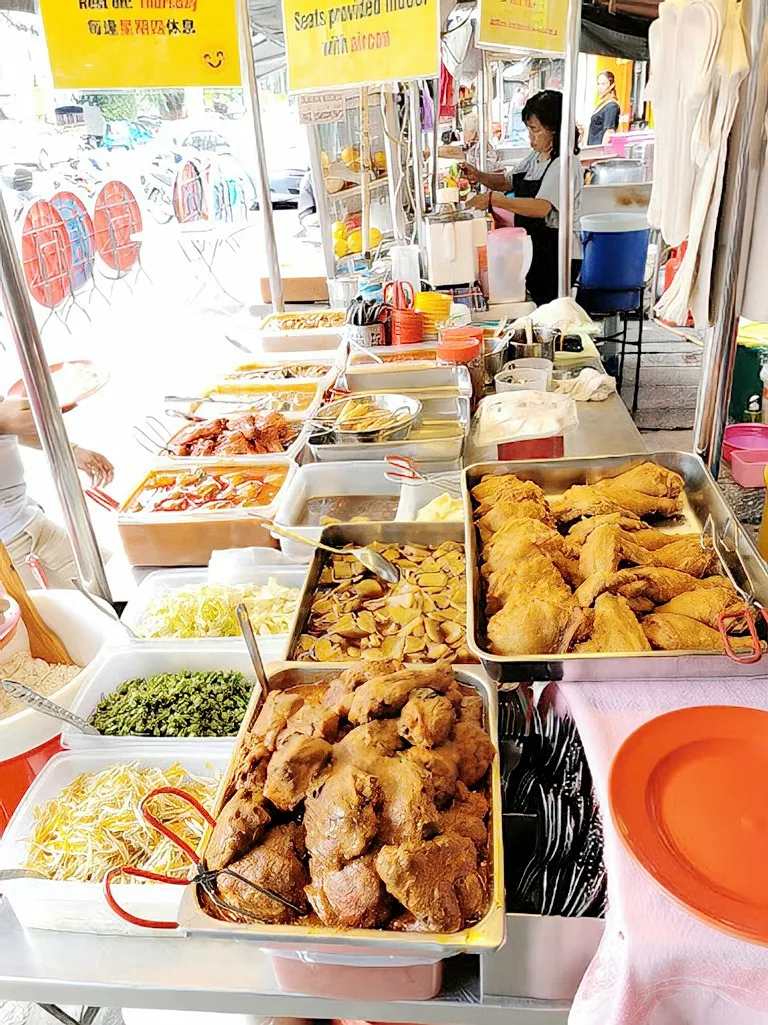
{"left": 565, "top": 392, "right": 646, "bottom": 458}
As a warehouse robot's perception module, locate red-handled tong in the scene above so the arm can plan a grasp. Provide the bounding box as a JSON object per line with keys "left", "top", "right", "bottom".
{"left": 85, "top": 488, "right": 119, "bottom": 512}
{"left": 103, "top": 787, "right": 304, "bottom": 929}
{"left": 384, "top": 454, "right": 462, "bottom": 496}
{"left": 704, "top": 515, "right": 768, "bottom": 665}
{"left": 383, "top": 280, "right": 415, "bottom": 310}
{"left": 25, "top": 554, "right": 49, "bottom": 590}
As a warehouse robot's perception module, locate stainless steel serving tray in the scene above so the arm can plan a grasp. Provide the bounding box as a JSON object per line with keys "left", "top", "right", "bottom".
{"left": 464, "top": 451, "right": 768, "bottom": 681}
{"left": 177, "top": 660, "right": 505, "bottom": 956}
{"left": 343, "top": 364, "right": 472, "bottom": 399}
{"left": 286, "top": 521, "right": 468, "bottom": 662}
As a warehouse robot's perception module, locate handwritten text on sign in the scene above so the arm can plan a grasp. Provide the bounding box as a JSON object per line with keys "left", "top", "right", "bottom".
{"left": 298, "top": 92, "right": 346, "bottom": 124}
{"left": 39, "top": 0, "right": 241, "bottom": 89}
{"left": 283, "top": 0, "right": 439, "bottom": 92}
{"left": 477, "top": 0, "right": 567, "bottom": 53}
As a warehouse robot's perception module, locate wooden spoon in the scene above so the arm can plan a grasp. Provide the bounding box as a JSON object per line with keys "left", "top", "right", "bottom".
{"left": 0, "top": 543, "right": 72, "bottom": 664}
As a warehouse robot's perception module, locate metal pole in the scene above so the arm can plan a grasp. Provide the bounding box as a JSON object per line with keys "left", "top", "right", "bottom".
{"left": 0, "top": 192, "right": 111, "bottom": 602}
{"left": 307, "top": 124, "right": 336, "bottom": 280}
{"left": 478, "top": 54, "right": 489, "bottom": 173}
{"left": 431, "top": 80, "right": 439, "bottom": 211}
{"left": 408, "top": 81, "right": 426, "bottom": 257}
{"left": 360, "top": 86, "right": 372, "bottom": 255}
{"left": 239, "top": 0, "right": 284, "bottom": 312}
{"left": 692, "top": 0, "right": 768, "bottom": 475}
{"left": 383, "top": 87, "right": 407, "bottom": 242}
{"left": 558, "top": 0, "right": 582, "bottom": 296}
{"left": 496, "top": 60, "right": 504, "bottom": 138}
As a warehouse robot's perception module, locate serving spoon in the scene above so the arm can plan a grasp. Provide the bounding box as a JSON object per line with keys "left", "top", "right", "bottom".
{"left": 1, "top": 679, "right": 100, "bottom": 735}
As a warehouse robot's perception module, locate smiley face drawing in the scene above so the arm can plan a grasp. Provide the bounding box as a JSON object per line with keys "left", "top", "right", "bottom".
{"left": 203, "top": 50, "right": 225, "bottom": 69}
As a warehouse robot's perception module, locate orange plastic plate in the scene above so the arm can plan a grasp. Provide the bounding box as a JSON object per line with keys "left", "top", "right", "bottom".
{"left": 609, "top": 705, "right": 768, "bottom": 944}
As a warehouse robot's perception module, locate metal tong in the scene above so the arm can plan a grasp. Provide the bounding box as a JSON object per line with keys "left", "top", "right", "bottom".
{"left": 132, "top": 416, "right": 175, "bottom": 456}
{"left": 103, "top": 787, "right": 304, "bottom": 929}
{"left": 703, "top": 513, "right": 768, "bottom": 664}
{"left": 384, "top": 455, "right": 462, "bottom": 497}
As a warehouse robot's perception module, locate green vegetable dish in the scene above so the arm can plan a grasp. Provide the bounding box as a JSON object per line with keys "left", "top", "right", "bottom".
{"left": 89, "top": 670, "right": 252, "bottom": 738}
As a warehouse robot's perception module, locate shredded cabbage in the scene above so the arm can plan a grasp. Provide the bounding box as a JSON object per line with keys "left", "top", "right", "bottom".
{"left": 135, "top": 579, "right": 300, "bottom": 639}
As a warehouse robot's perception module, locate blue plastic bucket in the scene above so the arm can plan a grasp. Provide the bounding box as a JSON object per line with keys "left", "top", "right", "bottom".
{"left": 579, "top": 212, "right": 650, "bottom": 312}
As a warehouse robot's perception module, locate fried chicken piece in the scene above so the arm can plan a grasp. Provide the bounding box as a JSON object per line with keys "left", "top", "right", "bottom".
{"left": 643, "top": 612, "right": 759, "bottom": 653}
{"left": 263, "top": 734, "right": 333, "bottom": 811}
{"left": 594, "top": 479, "right": 682, "bottom": 519}
{"left": 572, "top": 593, "right": 651, "bottom": 653}
{"left": 451, "top": 721, "right": 496, "bottom": 786}
{"left": 626, "top": 596, "right": 656, "bottom": 615}
{"left": 567, "top": 512, "right": 643, "bottom": 543}
{"left": 303, "top": 764, "right": 382, "bottom": 866}
{"left": 628, "top": 528, "right": 699, "bottom": 551}
{"left": 551, "top": 485, "right": 636, "bottom": 523}
{"left": 578, "top": 523, "right": 657, "bottom": 578}
{"left": 575, "top": 567, "right": 705, "bottom": 608}
{"left": 306, "top": 854, "right": 391, "bottom": 928}
{"left": 376, "top": 833, "right": 481, "bottom": 933}
{"left": 406, "top": 743, "right": 461, "bottom": 805}
{"left": 471, "top": 473, "right": 547, "bottom": 506}
{"left": 216, "top": 823, "right": 309, "bottom": 924}
{"left": 440, "top": 781, "right": 489, "bottom": 847}
{"left": 650, "top": 535, "right": 719, "bottom": 577}
{"left": 656, "top": 586, "right": 747, "bottom": 631}
{"left": 608, "top": 461, "right": 685, "bottom": 498}
{"left": 398, "top": 688, "right": 456, "bottom": 748}
{"left": 348, "top": 665, "right": 454, "bottom": 724}
{"left": 206, "top": 777, "right": 271, "bottom": 871}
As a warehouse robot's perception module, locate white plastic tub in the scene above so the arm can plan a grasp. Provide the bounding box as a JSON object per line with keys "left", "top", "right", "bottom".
{"left": 394, "top": 475, "right": 463, "bottom": 522}
{"left": 61, "top": 643, "right": 261, "bottom": 750}
{"left": 270, "top": 462, "right": 403, "bottom": 561}
{"left": 0, "top": 743, "right": 231, "bottom": 935}
{"left": 259, "top": 312, "right": 346, "bottom": 352}
{"left": 121, "top": 566, "right": 307, "bottom": 650}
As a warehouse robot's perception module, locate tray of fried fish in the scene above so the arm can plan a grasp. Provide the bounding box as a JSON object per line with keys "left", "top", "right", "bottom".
{"left": 176, "top": 660, "right": 505, "bottom": 954}
{"left": 463, "top": 451, "right": 768, "bottom": 681}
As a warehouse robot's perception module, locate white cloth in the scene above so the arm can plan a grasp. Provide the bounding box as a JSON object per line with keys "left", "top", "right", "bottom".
{"left": 741, "top": 113, "right": 768, "bottom": 322}
{"left": 0, "top": 434, "right": 38, "bottom": 543}
{"left": 504, "top": 151, "right": 584, "bottom": 257}
{"left": 552, "top": 367, "right": 616, "bottom": 401}
{"left": 560, "top": 678, "right": 768, "bottom": 1025}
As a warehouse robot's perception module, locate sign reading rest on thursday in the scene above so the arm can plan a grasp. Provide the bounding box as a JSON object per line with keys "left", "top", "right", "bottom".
{"left": 283, "top": 0, "right": 440, "bottom": 92}
{"left": 476, "top": 0, "right": 567, "bottom": 54}
{"left": 39, "top": 0, "right": 241, "bottom": 89}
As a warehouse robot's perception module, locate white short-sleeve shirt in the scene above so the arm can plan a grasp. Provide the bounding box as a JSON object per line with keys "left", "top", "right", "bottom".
{"left": 504, "top": 151, "right": 583, "bottom": 258}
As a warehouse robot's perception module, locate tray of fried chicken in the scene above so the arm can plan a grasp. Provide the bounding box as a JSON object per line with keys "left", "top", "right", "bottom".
{"left": 167, "top": 410, "right": 305, "bottom": 460}
{"left": 177, "top": 661, "right": 504, "bottom": 953}
{"left": 464, "top": 452, "right": 768, "bottom": 681}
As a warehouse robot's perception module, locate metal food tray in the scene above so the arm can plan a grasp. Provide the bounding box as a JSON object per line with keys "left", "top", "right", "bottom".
{"left": 343, "top": 364, "right": 472, "bottom": 399}
{"left": 177, "top": 660, "right": 504, "bottom": 956}
{"left": 286, "top": 521, "right": 467, "bottom": 662}
{"left": 464, "top": 451, "right": 768, "bottom": 681}
{"left": 307, "top": 395, "right": 469, "bottom": 468}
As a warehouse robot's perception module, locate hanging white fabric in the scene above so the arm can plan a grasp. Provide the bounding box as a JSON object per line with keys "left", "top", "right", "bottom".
{"left": 742, "top": 113, "right": 768, "bottom": 322}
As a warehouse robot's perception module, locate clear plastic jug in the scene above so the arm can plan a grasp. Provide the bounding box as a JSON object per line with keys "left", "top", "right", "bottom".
{"left": 487, "top": 227, "right": 533, "bottom": 304}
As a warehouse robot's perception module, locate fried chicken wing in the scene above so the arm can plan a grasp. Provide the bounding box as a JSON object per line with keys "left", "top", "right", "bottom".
{"left": 608, "top": 461, "right": 685, "bottom": 498}
{"left": 348, "top": 665, "right": 454, "bottom": 724}
{"left": 306, "top": 853, "right": 391, "bottom": 928}
{"left": 567, "top": 512, "right": 643, "bottom": 543}
{"left": 376, "top": 833, "right": 481, "bottom": 933}
{"left": 263, "top": 734, "right": 333, "bottom": 811}
{"left": 303, "top": 764, "right": 382, "bottom": 866}
{"left": 216, "top": 823, "right": 309, "bottom": 924}
{"left": 643, "top": 612, "right": 759, "bottom": 653}
{"left": 575, "top": 567, "right": 705, "bottom": 608}
{"left": 551, "top": 485, "right": 635, "bottom": 523}
{"left": 398, "top": 688, "right": 456, "bottom": 748}
{"left": 656, "top": 586, "right": 747, "bottom": 631}
{"left": 578, "top": 523, "right": 657, "bottom": 578}
{"left": 594, "top": 479, "right": 682, "bottom": 518}
{"left": 572, "top": 593, "right": 650, "bottom": 653}
{"left": 649, "top": 535, "right": 719, "bottom": 577}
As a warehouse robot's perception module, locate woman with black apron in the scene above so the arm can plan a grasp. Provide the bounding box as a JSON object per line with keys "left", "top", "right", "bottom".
{"left": 462, "top": 90, "right": 582, "bottom": 306}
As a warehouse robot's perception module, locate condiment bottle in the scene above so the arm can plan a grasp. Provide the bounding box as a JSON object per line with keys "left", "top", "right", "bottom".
{"left": 437, "top": 326, "right": 484, "bottom": 409}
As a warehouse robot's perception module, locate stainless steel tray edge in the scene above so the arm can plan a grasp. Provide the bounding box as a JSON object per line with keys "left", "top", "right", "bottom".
{"left": 177, "top": 660, "right": 505, "bottom": 955}
{"left": 463, "top": 451, "right": 768, "bottom": 681}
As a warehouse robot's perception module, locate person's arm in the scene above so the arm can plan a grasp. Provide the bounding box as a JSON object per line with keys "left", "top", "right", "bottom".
{"left": 467, "top": 190, "right": 551, "bottom": 218}
{"left": 460, "top": 162, "right": 509, "bottom": 191}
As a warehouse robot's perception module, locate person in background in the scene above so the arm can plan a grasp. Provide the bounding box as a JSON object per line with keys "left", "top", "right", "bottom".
{"left": 587, "top": 71, "right": 621, "bottom": 146}
{"left": 462, "top": 90, "right": 583, "bottom": 306}
{"left": 0, "top": 396, "right": 113, "bottom": 589}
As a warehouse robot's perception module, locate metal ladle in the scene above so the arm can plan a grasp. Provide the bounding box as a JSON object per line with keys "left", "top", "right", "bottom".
{"left": 236, "top": 603, "right": 270, "bottom": 715}
{"left": 1, "top": 679, "right": 100, "bottom": 735}
{"left": 252, "top": 518, "right": 400, "bottom": 584}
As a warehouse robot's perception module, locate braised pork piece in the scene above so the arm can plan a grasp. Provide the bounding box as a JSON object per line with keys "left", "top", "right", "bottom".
{"left": 203, "top": 662, "right": 495, "bottom": 933}
{"left": 169, "top": 410, "right": 297, "bottom": 457}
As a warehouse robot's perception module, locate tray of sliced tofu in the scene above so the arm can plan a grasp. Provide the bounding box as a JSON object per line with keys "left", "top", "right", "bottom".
{"left": 464, "top": 452, "right": 768, "bottom": 681}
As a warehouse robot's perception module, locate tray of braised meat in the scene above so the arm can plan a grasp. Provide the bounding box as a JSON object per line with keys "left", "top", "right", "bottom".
{"left": 177, "top": 661, "right": 504, "bottom": 952}
{"left": 465, "top": 452, "right": 768, "bottom": 681}
{"left": 167, "top": 411, "right": 302, "bottom": 460}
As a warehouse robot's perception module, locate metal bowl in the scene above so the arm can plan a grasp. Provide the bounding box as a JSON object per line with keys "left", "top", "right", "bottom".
{"left": 484, "top": 335, "right": 509, "bottom": 384}
{"left": 310, "top": 392, "right": 422, "bottom": 444}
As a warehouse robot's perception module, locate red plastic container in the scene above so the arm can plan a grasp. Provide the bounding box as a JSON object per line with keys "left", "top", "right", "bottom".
{"left": 271, "top": 952, "right": 443, "bottom": 1000}
{"left": 497, "top": 435, "right": 565, "bottom": 460}
{"left": 0, "top": 735, "right": 61, "bottom": 833}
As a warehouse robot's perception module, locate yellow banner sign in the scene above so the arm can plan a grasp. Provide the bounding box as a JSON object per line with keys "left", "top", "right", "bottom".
{"left": 39, "top": 0, "right": 241, "bottom": 89}
{"left": 477, "top": 0, "right": 567, "bottom": 53}
{"left": 283, "top": 0, "right": 439, "bottom": 92}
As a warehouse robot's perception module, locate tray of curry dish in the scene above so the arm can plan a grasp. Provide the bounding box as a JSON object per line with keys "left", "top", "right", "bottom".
{"left": 176, "top": 659, "right": 504, "bottom": 954}
{"left": 464, "top": 452, "right": 768, "bottom": 681}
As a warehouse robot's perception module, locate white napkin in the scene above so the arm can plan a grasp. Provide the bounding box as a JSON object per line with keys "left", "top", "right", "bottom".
{"left": 560, "top": 678, "right": 768, "bottom": 1025}
{"left": 511, "top": 297, "right": 598, "bottom": 336}
{"left": 552, "top": 368, "right": 616, "bottom": 402}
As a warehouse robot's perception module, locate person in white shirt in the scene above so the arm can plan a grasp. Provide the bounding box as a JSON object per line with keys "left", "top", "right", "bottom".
{"left": 0, "top": 396, "right": 113, "bottom": 589}
{"left": 462, "top": 90, "right": 583, "bottom": 305}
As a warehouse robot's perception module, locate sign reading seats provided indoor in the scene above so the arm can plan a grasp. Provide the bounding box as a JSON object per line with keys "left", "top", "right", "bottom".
{"left": 477, "top": 0, "right": 567, "bottom": 53}
{"left": 283, "top": 0, "right": 439, "bottom": 91}
{"left": 39, "top": 0, "right": 241, "bottom": 89}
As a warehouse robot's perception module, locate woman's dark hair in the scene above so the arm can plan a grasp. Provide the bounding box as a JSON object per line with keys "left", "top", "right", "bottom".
{"left": 521, "top": 89, "right": 580, "bottom": 156}
{"left": 599, "top": 70, "right": 616, "bottom": 88}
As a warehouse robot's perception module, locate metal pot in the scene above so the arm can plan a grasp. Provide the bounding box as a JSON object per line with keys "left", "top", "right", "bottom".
{"left": 507, "top": 325, "right": 556, "bottom": 362}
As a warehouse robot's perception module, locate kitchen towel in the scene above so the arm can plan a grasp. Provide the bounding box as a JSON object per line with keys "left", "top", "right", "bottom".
{"left": 559, "top": 678, "right": 768, "bottom": 1025}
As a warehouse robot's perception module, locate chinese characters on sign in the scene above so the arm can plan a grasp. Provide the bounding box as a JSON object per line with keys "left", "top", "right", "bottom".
{"left": 298, "top": 92, "right": 347, "bottom": 125}
{"left": 283, "top": 0, "right": 439, "bottom": 92}
{"left": 476, "top": 0, "right": 567, "bottom": 53}
{"left": 39, "top": 0, "right": 241, "bottom": 88}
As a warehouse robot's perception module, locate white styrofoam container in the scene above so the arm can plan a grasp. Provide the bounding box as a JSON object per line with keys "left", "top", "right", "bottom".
{"left": 61, "top": 643, "right": 262, "bottom": 750}
{"left": 0, "top": 743, "right": 232, "bottom": 935}
{"left": 121, "top": 566, "right": 307, "bottom": 648}
{"left": 394, "top": 475, "right": 463, "bottom": 522}
{"left": 258, "top": 313, "right": 346, "bottom": 353}
{"left": 269, "top": 462, "right": 403, "bottom": 561}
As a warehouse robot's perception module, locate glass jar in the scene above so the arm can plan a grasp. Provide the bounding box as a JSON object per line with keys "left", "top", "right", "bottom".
{"left": 437, "top": 326, "right": 484, "bottom": 409}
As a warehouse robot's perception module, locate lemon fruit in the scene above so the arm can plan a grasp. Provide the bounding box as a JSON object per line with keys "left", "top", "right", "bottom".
{"left": 373, "top": 150, "right": 387, "bottom": 171}
{"left": 331, "top": 220, "right": 347, "bottom": 240}
{"left": 346, "top": 229, "right": 363, "bottom": 254}
{"left": 341, "top": 145, "right": 359, "bottom": 165}
{"left": 321, "top": 151, "right": 330, "bottom": 175}
{"left": 369, "top": 227, "right": 383, "bottom": 247}
{"left": 334, "top": 238, "right": 349, "bottom": 258}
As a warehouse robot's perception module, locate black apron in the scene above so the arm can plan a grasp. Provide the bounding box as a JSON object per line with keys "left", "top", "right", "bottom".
{"left": 511, "top": 162, "right": 559, "bottom": 306}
